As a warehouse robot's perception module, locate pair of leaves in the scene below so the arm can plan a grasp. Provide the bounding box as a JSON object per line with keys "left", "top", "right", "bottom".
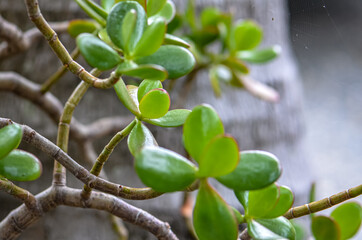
{"left": 312, "top": 202, "right": 362, "bottom": 240}
{"left": 0, "top": 124, "right": 42, "bottom": 181}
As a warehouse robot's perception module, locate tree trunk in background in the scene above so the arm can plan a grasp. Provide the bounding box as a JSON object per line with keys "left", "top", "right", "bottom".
{"left": 0, "top": 0, "right": 312, "bottom": 239}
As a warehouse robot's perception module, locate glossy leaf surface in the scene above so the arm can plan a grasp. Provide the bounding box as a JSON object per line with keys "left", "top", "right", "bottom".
{"left": 248, "top": 217, "right": 296, "bottom": 240}
{"left": 0, "top": 150, "right": 42, "bottom": 181}
{"left": 128, "top": 121, "right": 157, "bottom": 156}
{"left": 232, "top": 21, "right": 262, "bottom": 51}
{"left": 133, "top": 18, "right": 166, "bottom": 57}
{"left": 121, "top": 9, "right": 137, "bottom": 54}
{"left": 135, "top": 146, "right": 197, "bottom": 192}
{"left": 217, "top": 150, "right": 281, "bottom": 191}
{"left": 246, "top": 184, "right": 279, "bottom": 218}
{"left": 164, "top": 34, "right": 190, "bottom": 48}
{"left": 77, "top": 33, "right": 121, "bottom": 70}
{"left": 237, "top": 45, "right": 281, "bottom": 64}
{"left": 0, "top": 124, "right": 23, "bottom": 160}
{"left": 147, "top": 0, "right": 167, "bottom": 17}
{"left": 148, "top": 0, "right": 176, "bottom": 24}
{"left": 197, "top": 135, "right": 239, "bottom": 177}
{"left": 263, "top": 186, "right": 294, "bottom": 219}
{"left": 137, "top": 80, "right": 163, "bottom": 102}
{"left": 114, "top": 79, "right": 140, "bottom": 116}
{"left": 107, "top": 1, "right": 146, "bottom": 51}
{"left": 68, "top": 20, "right": 98, "bottom": 38}
{"left": 331, "top": 202, "right": 362, "bottom": 240}
{"left": 136, "top": 45, "right": 195, "bottom": 79}
{"left": 139, "top": 89, "right": 170, "bottom": 119}
{"left": 117, "top": 62, "right": 168, "bottom": 81}
{"left": 101, "top": 0, "right": 114, "bottom": 11}
{"left": 144, "top": 109, "right": 191, "bottom": 127}
{"left": 183, "top": 105, "right": 224, "bottom": 162}
{"left": 312, "top": 216, "right": 340, "bottom": 240}
{"left": 193, "top": 180, "right": 238, "bottom": 240}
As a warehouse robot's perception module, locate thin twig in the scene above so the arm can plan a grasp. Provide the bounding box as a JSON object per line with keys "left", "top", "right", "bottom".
{"left": 0, "top": 178, "right": 38, "bottom": 209}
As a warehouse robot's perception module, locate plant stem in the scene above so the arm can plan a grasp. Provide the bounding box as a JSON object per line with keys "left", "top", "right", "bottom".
{"left": 284, "top": 184, "right": 362, "bottom": 219}
{"left": 74, "top": 0, "right": 106, "bottom": 26}
{"left": 0, "top": 177, "right": 37, "bottom": 209}
{"left": 81, "top": 120, "right": 136, "bottom": 199}
{"left": 40, "top": 47, "right": 80, "bottom": 94}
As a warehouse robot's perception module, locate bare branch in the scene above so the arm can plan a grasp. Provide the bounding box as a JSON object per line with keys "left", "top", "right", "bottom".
{"left": 0, "top": 178, "right": 38, "bottom": 209}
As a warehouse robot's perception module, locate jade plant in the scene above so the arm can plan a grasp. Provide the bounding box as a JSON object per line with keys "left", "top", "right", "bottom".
{"left": 0, "top": 0, "right": 361, "bottom": 240}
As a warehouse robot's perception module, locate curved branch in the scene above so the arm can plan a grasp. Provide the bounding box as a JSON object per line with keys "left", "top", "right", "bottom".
{"left": 0, "top": 178, "right": 37, "bottom": 209}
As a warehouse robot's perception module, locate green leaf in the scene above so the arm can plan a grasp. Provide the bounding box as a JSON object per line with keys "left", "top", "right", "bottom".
{"left": 121, "top": 9, "right": 137, "bottom": 54}
{"left": 231, "top": 20, "right": 263, "bottom": 51}
{"left": 291, "top": 220, "right": 306, "bottom": 240}
{"left": 197, "top": 135, "right": 239, "bottom": 178}
{"left": 136, "top": 45, "right": 195, "bottom": 79}
{"left": 185, "top": 0, "right": 197, "bottom": 30}
{"left": 115, "top": 0, "right": 146, "bottom": 10}
{"left": 237, "top": 45, "right": 282, "bottom": 64}
{"left": 312, "top": 216, "right": 340, "bottom": 240}
{"left": 201, "top": 7, "right": 221, "bottom": 27}
{"left": 209, "top": 66, "right": 222, "bottom": 97}
{"left": 183, "top": 105, "right": 224, "bottom": 162}
{"left": 135, "top": 146, "right": 197, "bottom": 192}
{"left": 126, "top": 85, "right": 139, "bottom": 109}
{"left": 77, "top": 33, "right": 121, "bottom": 70}
{"left": 83, "top": 0, "right": 108, "bottom": 19}
{"left": 193, "top": 180, "right": 238, "bottom": 240}
{"left": 245, "top": 184, "right": 279, "bottom": 218}
{"left": 262, "top": 186, "right": 294, "bottom": 219}
{"left": 0, "top": 124, "right": 23, "bottom": 160}
{"left": 148, "top": 0, "right": 176, "bottom": 24}
{"left": 248, "top": 217, "right": 296, "bottom": 240}
{"left": 75, "top": 0, "right": 106, "bottom": 26}
{"left": 68, "top": 20, "right": 98, "bottom": 38}
{"left": 128, "top": 121, "right": 157, "bottom": 156}
{"left": 139, "top": 89, "right": 170, "bottom": 119}
{"left": 137, "top": 80, "right": 163, "bottom": 102}
{"left": 107, "top": 1, "right": 146, "bottom": 51}
{"left": 167, "top": 14, "right": 183, "bottom": 33}
{"left": 147, "top": 0, "right": 167, "bottom": 17}
{"left": 331, "top": 202, "right": 362, "bottom": 240}
{"left": 217, "top": 150, "right": 281, "bottom": 191}
{"left": 98, "top": 28, "right": 122, "bottom": 52}
{"left": 114, "top": 79, "right": 141, "bottom": 116}
{"left": 116, "top": 61, "right": 168, "bottom": 81}
{"left": 101, "top": 0, "right": 114, "bottom": 11}
{"left": 133, "top": 18, "right": 166, "bottom": 57}
{"left": 0, "top": 150, "right": 42, "bottom": 181}
{"left": 223, "top": 57, "right": 249, "bottom": 74}
{"left": 164, "top": 34, "right": 191, "bottom": 48}
{"left": 144, "top": 109, "right": 191, "bottom": 127}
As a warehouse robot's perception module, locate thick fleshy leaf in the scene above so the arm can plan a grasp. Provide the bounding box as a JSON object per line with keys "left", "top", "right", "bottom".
{"left": 231, "top": 21, "right": 262, "bottom": 51}
{"left": 133, "top": 18, "right": 166, "bottom": 57}
{"left": 331, "top": 202, "right": 362, "bottom": 240}
{"left": 121, "top": 9, "right": 137, "bottom": 54}
{"left": 147, "top": 0, "right": 167, "bottom": 17}
{"left": 248, "top": 217, "right": 296, "bottom": 240}
{"left": 135, "top": 146, "right": 197, "bottom": 192}
{"left": 223, "top": 57, "right": 249, "bottom": 74}
{"left": 148, "top": 0, "right": 176, "bottom": 24}
{"left": 185, "top": 0, "right": 196, "bottom": 29}
{"left": 98, "top": 28, "right": 122, "bottom": 51}
{"left": 116, "top": 61, "right": 168, "bottom": 81}
{"left": 83, "top": 0, "right": 108, "bottom": 19}
{"left": 115, "top": 0, "right": 146, "bottom": 9}
{"left": 128, "top": 121, "right": 157, "bottom": 156}
{"left": 137, "top": 80, "right": 163, "bottom": 102}
{"left": 127, "top": 85, "right": 139, "bottom": 108}
{"left": 68, "top": 20, "right": 98, "bottom": 38}
{"left": 0, "top": 150, "right": 42, "bottom": 181}
{"left": 197, "top": 135, "right": 239, "bottom": 178}
{"left": 164, "top": 34, "right": 190, "bottom": 48}
{"left": 183, "top": 105, "right": 224, "bottom": 162}
{"left": 139, "top": 89, "right": 170, "bottom": 119}
{"left": 237, "top": 45, "right": 282, "bottom": 64}
{"left": 217, "top": 150, "right": 281, "bottom": 191}
{"left": 193, "top": 180, "right": 238, "bottom": 240}
{"left": 77, "top": 33, "right": 121, "bottom": 70}
{"left": 101, "top": 0, "right": 115, "bottom": 11}
{"left": 312, "top": 216, "right": 340, "bottom": 240}
{"left": 136, "top": 45, "right": 195, "bottom": 79}
{"left": 201, "top": 7, "right": 221, "bottom": 27}
{"left": 114, "top": 79, "right": 141, "bottom": 116}
{"left": 144, "top": 109, "right": 191, "bottom": 127}
{"left": 107, "top": 1, "right": 146, "bottom": 51}
{"left": 0, "top": 124, "right": 22, "bottom": 160}
{"left": 263, "top": 186, "right": 294, "bottom": 219}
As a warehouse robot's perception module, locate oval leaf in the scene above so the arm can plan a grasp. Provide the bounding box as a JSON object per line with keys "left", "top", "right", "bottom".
{"left": 77, "top": 33, "right": 121, "bottom": 70}
{"left": 331, "top": 202, "right": 362, "bottom": 240}
{"left": 128, "top": 121, "right": 157, "bottom": 156}
{"left": 136, "top": 45, "right": 195, "bottom": 79}
{"left": 249, "top": 217, "right": 296, "bottom": 240}
{"left": 263, "top": 186, "right": 294, "bottom": 219}
{"left": 164, "top": 34, "right": 191, "bottom": 48}
{"left": 139, "top": 89, "right": 170, "bottom": 119}
{"left": 114, "top": 79, "right": 141, "bottom": 116}
{"left": 148, "top": 0, "right": 176, "bottom": 24}
{"left": 68, "top": 19, "right": 98, "bottom": 38}
{"left": 237, "top": 45, "right": 282, "bottom": 64}
{"left": 193, "top": 180, "right": 238, "bottom": 240}
{"left": 144, "top": 109, "right": 191, "bottom": 127}
{"left": 0, "top": 124, "right": 22, "bottom": 160}
{"left": 312, "top": 216, "right": 340, "bottom": 240}
{"left": 137, "top": 80, "right": 163, "bottom": 102}
{"left": 133, "top": 18, "right": 167, "bottom": 57}
{"left": 147, "top": 0, "right": 167, "bottom": 17}
{"left": 217, "top": 150, "right": 281, "bottom": 191}
{"left": 135, "top": 146, "right": 197, "bottom": 192}
{"left": 183, "top": 105, "right": 224, "bottom": 162}
{"left": 231, "top": 20, "right": 263, "bottom": 51}
{"left": 0, "top": 150, "right": 42, "bottom": 181}
{"left": 107, "top": 1, "right": 146, "bottom": 51}
{"left": 117, "top": 62, "right": 168, "bottom": 81}
{"left": 197, "top": 135, "right": 239, "bottom": 178}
